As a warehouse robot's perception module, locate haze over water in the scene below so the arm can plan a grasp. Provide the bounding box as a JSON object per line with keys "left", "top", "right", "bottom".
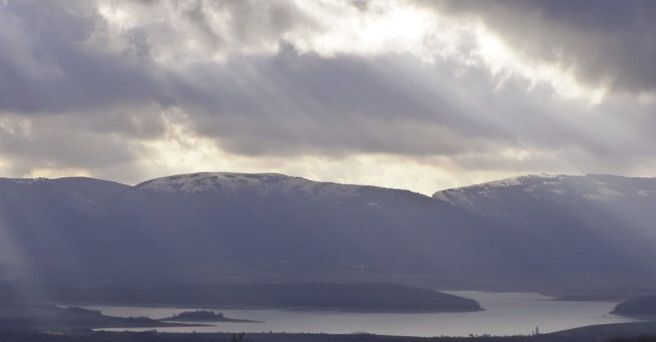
{"left": 90, "top": 291, "right": 638, "bottom": 337}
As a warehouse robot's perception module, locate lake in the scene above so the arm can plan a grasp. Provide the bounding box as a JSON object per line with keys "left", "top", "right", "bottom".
{"left": 85, "top": 291, "right": 639, "bottom": 337}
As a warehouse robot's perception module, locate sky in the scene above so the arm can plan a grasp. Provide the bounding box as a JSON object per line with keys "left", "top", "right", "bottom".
{"left": 1, "top": 0, "right": 656, "bottom": 195}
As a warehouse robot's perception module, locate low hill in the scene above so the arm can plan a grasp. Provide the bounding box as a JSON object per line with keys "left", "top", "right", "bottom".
{"left": 7, "top": 282, "right": 482, "bottom": 313}
{"left": 160, "top": 310, "right": 259, "bottom": 322}
{"left": 612, "top": 296, "right": 656, "bottom": 317}
{"left": 0, "top": 303, "right": 191, "bottom": 330}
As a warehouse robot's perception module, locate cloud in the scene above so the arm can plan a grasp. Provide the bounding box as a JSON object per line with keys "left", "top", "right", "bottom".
{"left": 0, "top": 1, "right": 167, "bottom": 114}
{"left": 88, "top": 0, "right": 318, "bottom": 64}
{"left": 423, "top": 0, "right": 656, "bottom": 95}
{"left": 0, "top": 0, "right": 655, "bottom": 193}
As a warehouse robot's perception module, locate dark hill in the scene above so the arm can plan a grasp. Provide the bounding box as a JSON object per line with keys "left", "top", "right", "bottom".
{"left": 1, "top": 172, "right": 656, "bottom": 299}
{"left": 612, "top": 296, "right": 656, "bottom": 317}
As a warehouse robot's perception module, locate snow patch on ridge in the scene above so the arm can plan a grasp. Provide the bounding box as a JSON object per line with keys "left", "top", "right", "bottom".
{"left": 134, "top": 172, "right": 364, "bottom": 199}
{"left": 433, "top": 174, "right": 656, "bottom": 208}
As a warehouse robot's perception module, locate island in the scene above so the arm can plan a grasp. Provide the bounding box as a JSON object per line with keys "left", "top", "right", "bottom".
{"left": 160, "top": 310, "right": 261, "bottom": 323}
{"left": 0, "top": 303, "right": 202, "bottom": 330}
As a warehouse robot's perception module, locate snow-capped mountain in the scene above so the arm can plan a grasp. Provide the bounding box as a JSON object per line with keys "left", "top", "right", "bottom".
{"left": 1, "top": 172, "right": 656, "bottom": 295}
{"left": 0, "top": 172, "right": 497, "bottom": 286}
{"left": 134, "top": 172, "right": 367, "bottom": 199}
{"left": 110, "top": 172, "right": 500, "bottom": 282}
{"left": 434, "top": 174, "right": 656, "bottom": 208}
{"left": 433, "top": 174, "right": 656, "bottom": 279}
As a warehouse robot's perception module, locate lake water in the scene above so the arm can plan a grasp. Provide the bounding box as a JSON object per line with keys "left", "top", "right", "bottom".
{"left": 85, "top": 291, "right": 639, "bottom": 337}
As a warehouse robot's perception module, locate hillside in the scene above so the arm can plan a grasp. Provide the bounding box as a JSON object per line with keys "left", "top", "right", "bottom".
{"left": 0, "top": 303, "right": 190, "bottom": 330}
{"left": 1, "top": 172, "right": 507, "bottom": 286}
{"left": 1, "top": 172, "right": 655, "bottom": 299}
{"left": 433, "top": 175, "right": 656, "bottom": 279}
{"left": 20, "top": 282, "right": 481, "bottom": 313}
{"left": 612, "top": 296, "right": 656, "bottom": 317}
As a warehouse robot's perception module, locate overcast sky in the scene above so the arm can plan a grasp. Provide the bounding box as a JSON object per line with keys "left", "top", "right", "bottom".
{"left": 1, "top": 0, "right": 655, "bottom": 194}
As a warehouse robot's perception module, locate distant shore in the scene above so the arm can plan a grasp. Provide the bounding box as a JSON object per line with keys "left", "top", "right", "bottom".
{"left": 1, "top": 321, "right": 656, "bottom": 342}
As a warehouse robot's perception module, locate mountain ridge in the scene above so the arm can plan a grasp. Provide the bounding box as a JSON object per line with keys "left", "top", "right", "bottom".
{"left": 1, "top": 172, "right": 655, "bottom": 297}
{"left": 8, "top": 172, "right": 655, "bottom": 197}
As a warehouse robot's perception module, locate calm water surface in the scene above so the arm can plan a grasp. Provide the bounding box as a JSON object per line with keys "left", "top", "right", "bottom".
{"left": 86, "top": 291, "right": 639, "bottom": 337}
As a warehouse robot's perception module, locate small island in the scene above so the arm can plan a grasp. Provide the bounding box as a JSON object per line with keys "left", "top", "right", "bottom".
{"left": 161, "top": 310, "right": 261, "bottom": 323}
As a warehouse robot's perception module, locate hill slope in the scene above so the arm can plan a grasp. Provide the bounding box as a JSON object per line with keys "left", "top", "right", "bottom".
{"left": 105, "top": 172, "right": 507, "bottom": 282}
{"left": 0, "top": 173, "right": 504, "bottom": 285}
{"left": 0, "top": 172, "right": 655, "bottom": 296}
{"left": 612, "top": 296, "right": 656, "bottom": 317}
{"left": 433, "top": 174, "right": 656, "bottom": 292}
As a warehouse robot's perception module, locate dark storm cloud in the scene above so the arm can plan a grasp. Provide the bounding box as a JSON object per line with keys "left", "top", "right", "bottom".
{"left": 0, "top": 1, "right": 166, "bottom": 114}
{"left": 423, "top": 0, "right": 656, "bottom": 93}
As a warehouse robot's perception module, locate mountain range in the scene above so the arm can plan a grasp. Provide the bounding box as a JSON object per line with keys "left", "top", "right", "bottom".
{"left": 1, "top": 172, "right": 655, "bottom": 298}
